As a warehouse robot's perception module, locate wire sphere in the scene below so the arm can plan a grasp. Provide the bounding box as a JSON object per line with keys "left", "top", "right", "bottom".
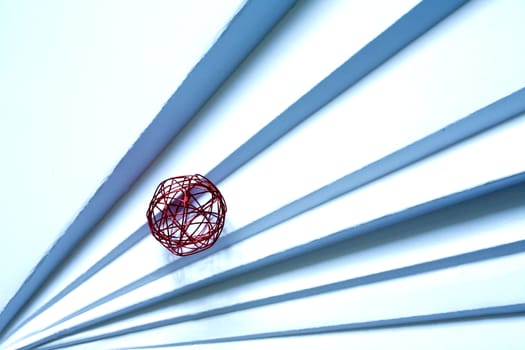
{"left": 146, "top": 174, "right": 227, "bottom": 256}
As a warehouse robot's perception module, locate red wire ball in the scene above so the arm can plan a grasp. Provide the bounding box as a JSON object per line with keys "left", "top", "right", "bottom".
{"left": 146, "top": 174, "right": 227, "bottom": 256}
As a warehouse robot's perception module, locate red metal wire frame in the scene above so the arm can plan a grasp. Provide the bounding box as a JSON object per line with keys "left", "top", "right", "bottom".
{"left": 146, "top": 174, "right": 227, "bottom": 256}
